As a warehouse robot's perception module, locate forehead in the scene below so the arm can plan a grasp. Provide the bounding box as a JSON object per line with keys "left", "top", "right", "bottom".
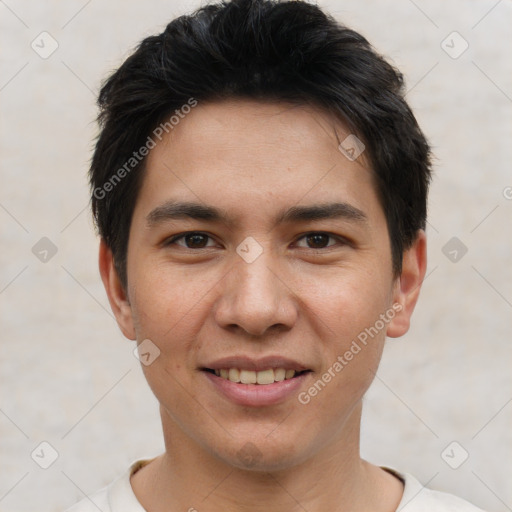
{"left": 135, "top": 99, "right": 382, "bottom": 226}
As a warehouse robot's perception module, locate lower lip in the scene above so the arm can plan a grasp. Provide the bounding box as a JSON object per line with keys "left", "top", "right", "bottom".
{"left": 202, "top": 371, "right": 309, "bottom": 407}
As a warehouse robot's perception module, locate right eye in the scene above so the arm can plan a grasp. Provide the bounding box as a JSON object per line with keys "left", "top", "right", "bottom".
{"left": 164, "top": 231, "right": 218, "bottom": 249}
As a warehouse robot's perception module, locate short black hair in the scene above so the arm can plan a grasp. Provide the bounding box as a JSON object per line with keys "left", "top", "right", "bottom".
{"left": 90, "top": 0, "right": 432, "bottom": 288}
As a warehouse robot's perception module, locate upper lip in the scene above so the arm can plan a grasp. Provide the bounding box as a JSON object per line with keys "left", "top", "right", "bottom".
{"left": 201, "top": 355, "right": 310, "bottom": 372}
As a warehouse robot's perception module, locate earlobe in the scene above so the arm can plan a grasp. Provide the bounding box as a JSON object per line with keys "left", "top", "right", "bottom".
{"left": 98, "top": 239, "right": 136, "bottom": 340}
{"left": 386, "top": 230, "right": 427, "bottom": 338}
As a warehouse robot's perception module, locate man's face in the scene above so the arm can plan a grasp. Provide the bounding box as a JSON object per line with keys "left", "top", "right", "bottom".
{"left": 112, "top": 100, "right": 409, "bottom": 470}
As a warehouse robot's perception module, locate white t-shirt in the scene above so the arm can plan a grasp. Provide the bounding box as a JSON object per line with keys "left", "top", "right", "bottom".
{"left": 64, "top": 459, "right": 485, "bottom": 512}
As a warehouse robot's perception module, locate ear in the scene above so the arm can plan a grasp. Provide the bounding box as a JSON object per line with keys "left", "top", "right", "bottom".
{"left": 98, "top": 238, "right": 136, "bottom": 340}
{"left": 386, "top": 230, "right": 427, "bottom": 338}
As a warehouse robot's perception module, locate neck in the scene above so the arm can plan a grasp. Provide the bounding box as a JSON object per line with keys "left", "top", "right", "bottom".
{"left": 131, "top": 402, "right": 403, "bottom": 512}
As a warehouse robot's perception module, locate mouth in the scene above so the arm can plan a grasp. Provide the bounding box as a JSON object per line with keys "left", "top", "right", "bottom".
{"left": 202, "top": 367, "right": 312, "bottom": 385}
{"left": 200, "top": 355, "right": 313, "bottom": 406}
{"left": 200, "top": 357, "right": 313, "bottom": 407}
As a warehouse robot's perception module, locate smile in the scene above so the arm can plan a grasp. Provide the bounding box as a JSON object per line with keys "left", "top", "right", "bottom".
{"left": 202, "top": 368, "right": 312, "bottom": 407}
{"left": 204, "top": 368, "right": 308, "bottom": 385}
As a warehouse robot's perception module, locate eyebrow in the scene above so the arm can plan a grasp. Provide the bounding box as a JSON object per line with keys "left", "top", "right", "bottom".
{"left": 146, "top": 200, "right": 367, "bottom": 227}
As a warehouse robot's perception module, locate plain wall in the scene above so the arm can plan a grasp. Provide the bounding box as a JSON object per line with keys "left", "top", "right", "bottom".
{"left": 1, "top": 0, "right": 511, "bottom": 510}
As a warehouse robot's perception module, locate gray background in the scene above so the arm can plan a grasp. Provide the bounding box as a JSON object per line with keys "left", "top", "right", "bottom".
{"left": 1, "top": 0, "right": 511, "bottom": 510}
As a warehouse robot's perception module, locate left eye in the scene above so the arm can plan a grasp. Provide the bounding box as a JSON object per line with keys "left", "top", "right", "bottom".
{"left": 295, "top": 232, "right": 340, "bottom": 249}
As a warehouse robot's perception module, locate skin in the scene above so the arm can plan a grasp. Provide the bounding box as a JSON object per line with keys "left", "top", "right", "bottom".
{"left": 100, "top": 99, "right": 427, "bottom": 512}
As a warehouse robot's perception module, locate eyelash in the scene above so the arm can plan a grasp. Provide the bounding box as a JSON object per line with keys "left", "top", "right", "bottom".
{"left": 164, "top": 231, "right": 350, "bottom": 250}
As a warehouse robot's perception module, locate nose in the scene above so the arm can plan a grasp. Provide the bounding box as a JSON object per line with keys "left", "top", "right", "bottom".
{"left": 213, "top": 250, "right": 299, "bottom": 337}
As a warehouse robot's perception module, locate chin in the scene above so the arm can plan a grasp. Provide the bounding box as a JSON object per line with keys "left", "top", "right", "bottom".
{"left": 217, "top": 433, "right": 311, "bottom": 473}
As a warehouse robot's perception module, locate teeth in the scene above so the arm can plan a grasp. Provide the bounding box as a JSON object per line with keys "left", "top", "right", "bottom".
{"left": 240, "top": 369, "right": 257, "bottom": 384}
{"left": 228, "top": 368, "right": 240, "bottom": 382}
{"left": 274, "top": 368, "right": 286, "bottom": 381}
{"left": 213, "top": 368, "right": 298, "bottom": 385}
{"left": 285, "top": 369, "right": 295, "bottom": 379}
{"left": 256, "top": 369, "right": 274, "bottom": 385}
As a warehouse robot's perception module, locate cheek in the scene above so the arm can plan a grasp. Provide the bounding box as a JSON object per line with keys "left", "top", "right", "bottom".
{"left": 290, "top": 275, "right": 389, "bottom": 460}
{"left": 297, "top": 268, "right": 391, "bottom": 398}
{"left": 129, "top": 260, "right": 211, "bottom": 339}
{"left": 299, "top": 264, "right": 392, "bottom": 342}
{"left": 128, "top": 263, "right": 219, "bottom": 392}
{"left": 130, "top": 271, "right": 203, "bottom": 421}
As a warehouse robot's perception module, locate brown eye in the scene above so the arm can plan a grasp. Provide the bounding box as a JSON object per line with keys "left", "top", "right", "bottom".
{"left": 305, "top": 233, "right": 330, "bottom": 248}
{"left": 166, "top": 232, "right": 215, "bottom": 249}
{"left": 183, "top": 233, "right": 209, "bottom": 248}
{"left": 296, "top": 232, "right": 340, "bottom": 249}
